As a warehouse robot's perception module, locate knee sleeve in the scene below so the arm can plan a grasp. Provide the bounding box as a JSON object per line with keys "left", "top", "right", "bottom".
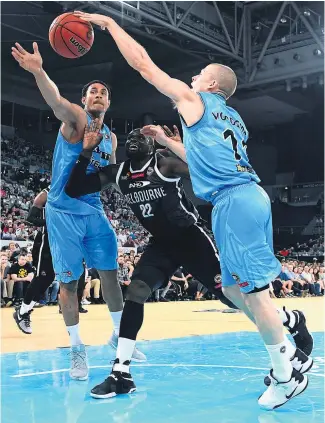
{"left": 126, "top": 279, "right": 152, "bottom": 304}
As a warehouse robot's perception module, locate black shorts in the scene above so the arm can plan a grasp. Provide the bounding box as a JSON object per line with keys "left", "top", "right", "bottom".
{"left": 132, "top": 223, "right": 221, "bottom": 292}
{"left": 32, "top": 228, "right": 55, "bottom": 281}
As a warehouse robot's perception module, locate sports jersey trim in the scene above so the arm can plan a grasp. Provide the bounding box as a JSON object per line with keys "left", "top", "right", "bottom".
{"left": 129, "top": 157, "right": 153, "bottom": 173}
{"left": 176, "top": 180, "right": 198, "bottom": 223}
{"left": 179, "top": 92, "right": 206, "bottom": 129}
{"left": 36, "top": 226, "right": 46, "bottom": 277}
{"left": 194, "top": 223, "right": 219, "bottom": 261}
{"left": 154, "top": 154, "right": 180, "bottom": 183}
{"left": 116, "top": 162, "right": 125, "bottom": 185}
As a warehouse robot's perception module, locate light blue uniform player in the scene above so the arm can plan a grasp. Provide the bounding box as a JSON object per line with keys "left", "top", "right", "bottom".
{"left": 46, "top": 113, "right": 117, "bottom": 283}
{"left": 180, "top": 92, "right": 281, "bottom": 294}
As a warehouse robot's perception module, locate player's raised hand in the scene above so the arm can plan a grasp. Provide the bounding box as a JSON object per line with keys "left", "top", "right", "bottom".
{"left": 163, "top": 125, "right": 182, "bottom": 143}
{"left": 141, "top": 125, "right": 169, "bottom": 147}
{"left": 11, "top": 42, "right": 43, "bottom": 75}
{"left": 74, "top": 11, "right": 110, "bottom": 30}
{"left": 83, "top": 116, "right": 104, "bottom": 151}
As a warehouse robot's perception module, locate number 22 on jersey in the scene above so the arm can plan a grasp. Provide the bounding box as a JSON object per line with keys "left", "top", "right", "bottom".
{"left": 140, "top": 203, "right": 154, "bottom": 218}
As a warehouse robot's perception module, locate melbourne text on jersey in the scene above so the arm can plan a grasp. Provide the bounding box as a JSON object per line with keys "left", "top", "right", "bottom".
{"left": 124, "top": 187, "right": 167, "bottom": 205}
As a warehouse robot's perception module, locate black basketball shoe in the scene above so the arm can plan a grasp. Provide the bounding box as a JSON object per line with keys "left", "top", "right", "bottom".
{"left": 90, "top": 359, "right": 136, "bottom": 399}
{"left": 285, "top": 309, "right": 313, "bottom": 356}
{"left": 264, "top": 347, "right": 313, "bottom": 386}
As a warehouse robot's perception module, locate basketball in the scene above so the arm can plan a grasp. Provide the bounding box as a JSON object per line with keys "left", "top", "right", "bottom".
{"left": 49, "top": 13, "right": 94, "bottom": 59}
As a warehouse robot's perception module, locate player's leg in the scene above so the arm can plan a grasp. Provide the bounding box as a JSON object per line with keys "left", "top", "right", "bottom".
{"left": 212, "top": 184, "right": 311, "bottom": 409}
{"left": 90, "top": 240, "right": 174, "bottom": 399}
{"left": 84, "top": 213, "right": 145, "bottom": 360}
{"left": 46, "top": 205, "right": 88, "bottom": 380}
{"left": 14, "top": 231, "right": 55, "bottom": 334}
{"left": 175, "top": 223, "right": 238, "bottom": 311}
{"left": 90, "top": 278, "right": 101, "bottom": 302}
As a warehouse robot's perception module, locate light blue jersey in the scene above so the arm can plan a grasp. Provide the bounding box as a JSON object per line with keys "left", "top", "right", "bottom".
{"left": 181, "top": 92, "right": 260, "bottom": 202}
{"left": 48, "top": 113, "right": 112, "bottom": 215}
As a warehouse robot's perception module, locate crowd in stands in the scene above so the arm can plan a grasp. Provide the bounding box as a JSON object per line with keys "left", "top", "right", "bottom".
{"left": 271, "top": 259, "right": 324, "bottom": 298}
{"left": 278, "top": 235, "right": 324, "bottom": 259}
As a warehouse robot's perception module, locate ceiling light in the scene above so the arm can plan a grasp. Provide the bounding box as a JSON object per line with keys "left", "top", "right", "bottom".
{"left": 176, "top": 13, "right": 183, "bottom": 19}
{"left": 313, "top": 49, "right": 322, "bottom": 56}
{"left": 254, "top": 23, "right": 261, "bottom": 30}
{"left": 293, "top": 53, "right": 301, "bottom": 61}
{"left": 303, "top": 10, "right": 311, "bottom": 17}
{"left": 280, "top": 17, "right": 287, "bottom": 23}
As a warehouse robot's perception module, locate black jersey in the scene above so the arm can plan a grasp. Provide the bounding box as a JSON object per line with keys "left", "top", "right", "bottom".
{"left": 116, "top": 154, "right": 199, "bottom": 240}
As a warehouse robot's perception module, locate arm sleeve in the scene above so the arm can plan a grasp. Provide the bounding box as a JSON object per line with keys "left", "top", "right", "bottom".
{"left": 26, "top": 206, "right": 46, "bottom": 227}
{"left": 65, "top": 153, "right": 118, "bottom": 197}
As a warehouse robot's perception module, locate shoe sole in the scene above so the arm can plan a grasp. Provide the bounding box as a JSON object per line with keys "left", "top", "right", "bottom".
{"left": 259, "top": 375, "right": 309, "bottom": 410}
{"left": 108, "top": 341, "right": 147, "bottom": 363}
{"left": 13, "top": 312, "right": 32, "bottom": 335}
{"left": 70, "top": 374, "right": 89, "bottom": 381}
{"left": 90, "top": 388, "right": 136, "bottom": 399}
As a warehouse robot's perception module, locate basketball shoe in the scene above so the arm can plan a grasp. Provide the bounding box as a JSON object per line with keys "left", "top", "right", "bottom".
{"left": 69, "top": 344, "right": 88, "bottom": 380}
{"left": 13, "top": 308, "right": 33, "bottom": 334}
{"left": 90, "top": 359, "right": 136, "bottom": 399}
{"left": 258, "top": 368, "right": 308, "bottom": 410}
{"left": 264, "top": 347, "right": 313, "bottom": 386}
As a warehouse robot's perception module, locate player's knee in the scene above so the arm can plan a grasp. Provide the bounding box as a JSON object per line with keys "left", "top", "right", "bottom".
{"left": 126, "top": 280, "right": 152, "bottom": 304}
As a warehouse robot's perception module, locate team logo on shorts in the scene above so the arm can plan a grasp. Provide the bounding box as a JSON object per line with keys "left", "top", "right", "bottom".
{"left": 147, "top": 167, "right": 154, "bottom": 176}
{"left": 231, "top": 273, "right": 240, "bottom": 283}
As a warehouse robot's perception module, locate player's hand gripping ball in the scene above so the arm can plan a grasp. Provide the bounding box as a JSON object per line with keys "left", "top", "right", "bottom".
{"left": 49, "top": 13, "right": 94, "bottom": 59}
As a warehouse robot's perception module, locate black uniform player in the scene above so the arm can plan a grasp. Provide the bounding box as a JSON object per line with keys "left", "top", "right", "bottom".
{"left": 13, "top": 188, "right": 90, "bottom": 334}
{"left": 65, "top": 121, "right": 237, "bottom": 398}
{"left": 13, "top": 187, "right": 54, "bottom": 334}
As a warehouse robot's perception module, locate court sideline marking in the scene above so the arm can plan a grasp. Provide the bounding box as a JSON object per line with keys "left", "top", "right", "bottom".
{"left": 11, "top": 363, "right": 325, "bottom": 378}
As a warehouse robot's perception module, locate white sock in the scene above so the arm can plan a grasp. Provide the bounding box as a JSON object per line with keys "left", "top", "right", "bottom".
{"left": 277, "top": 307, "right": 297, "bottom": 329}
{"left": 67, "top": 324, "right": 83, "bottom": 346}
{"left": 110, "top": 310, "right": 122, "bottom": 336}
{"left": 266, "top": 339, "right": 293, "bottom": 382}
{"left": 20, "top": 301, "right": 36, "bottom": 315}
{"left": 114, "top": 337, "right": 135, "bottom": 373}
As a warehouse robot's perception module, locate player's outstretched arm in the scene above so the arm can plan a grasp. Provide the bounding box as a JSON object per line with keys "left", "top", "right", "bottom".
{"left": 141, "top": 125, "right": 187, "bottom": 163}
{"left": 11, "top": 42, "right": 83, "bottom": 128}
{"left": 74, "top": 12, "right": 196, "bottom": 104}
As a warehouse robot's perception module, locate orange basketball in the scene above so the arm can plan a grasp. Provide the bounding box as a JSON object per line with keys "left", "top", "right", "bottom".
{"left": 49, "top": 13, "right": 94, "bottom": 59}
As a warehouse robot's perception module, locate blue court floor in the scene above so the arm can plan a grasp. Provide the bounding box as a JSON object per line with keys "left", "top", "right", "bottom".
{"left": 2, "top": 332, "right": 324, "bottom": 423}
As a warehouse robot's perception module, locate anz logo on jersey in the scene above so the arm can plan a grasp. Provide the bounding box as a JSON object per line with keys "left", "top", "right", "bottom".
{"left": 129, "top": 181, "right": 151, "bottom": 189}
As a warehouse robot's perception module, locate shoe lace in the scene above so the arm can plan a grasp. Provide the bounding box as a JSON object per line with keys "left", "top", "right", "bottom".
{"left": 21, "top": 310, "right": 33, "bottom": 327}
{"left": 70, "top": 349, "right": 87, "bottom": 370}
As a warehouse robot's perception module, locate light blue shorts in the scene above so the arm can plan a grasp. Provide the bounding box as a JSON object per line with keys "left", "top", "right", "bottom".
{"left": 46, "top": 204, "right": 118, "bottom": 283}
{"left": 212, "top": 182, "right": 281, "bottom": 294}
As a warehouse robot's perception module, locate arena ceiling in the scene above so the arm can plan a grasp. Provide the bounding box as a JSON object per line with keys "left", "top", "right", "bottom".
{"left": 1, "top": 1, "right": 324, "bottom": 128}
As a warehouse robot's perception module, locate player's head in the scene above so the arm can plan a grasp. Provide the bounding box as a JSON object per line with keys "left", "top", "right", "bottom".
{"left": 125, "top": 129, "right": 154, "bottom": 160}
{"left": 191, "top": 64, "right": 237, "bottom": 99}
{"left": 81, "top": 80, "right": 111, "bottom": 117}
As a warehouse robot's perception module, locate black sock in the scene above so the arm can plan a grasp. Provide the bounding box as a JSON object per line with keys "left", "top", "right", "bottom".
{"left": 120, "top": 300, "right": 144, "bottom": 340}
